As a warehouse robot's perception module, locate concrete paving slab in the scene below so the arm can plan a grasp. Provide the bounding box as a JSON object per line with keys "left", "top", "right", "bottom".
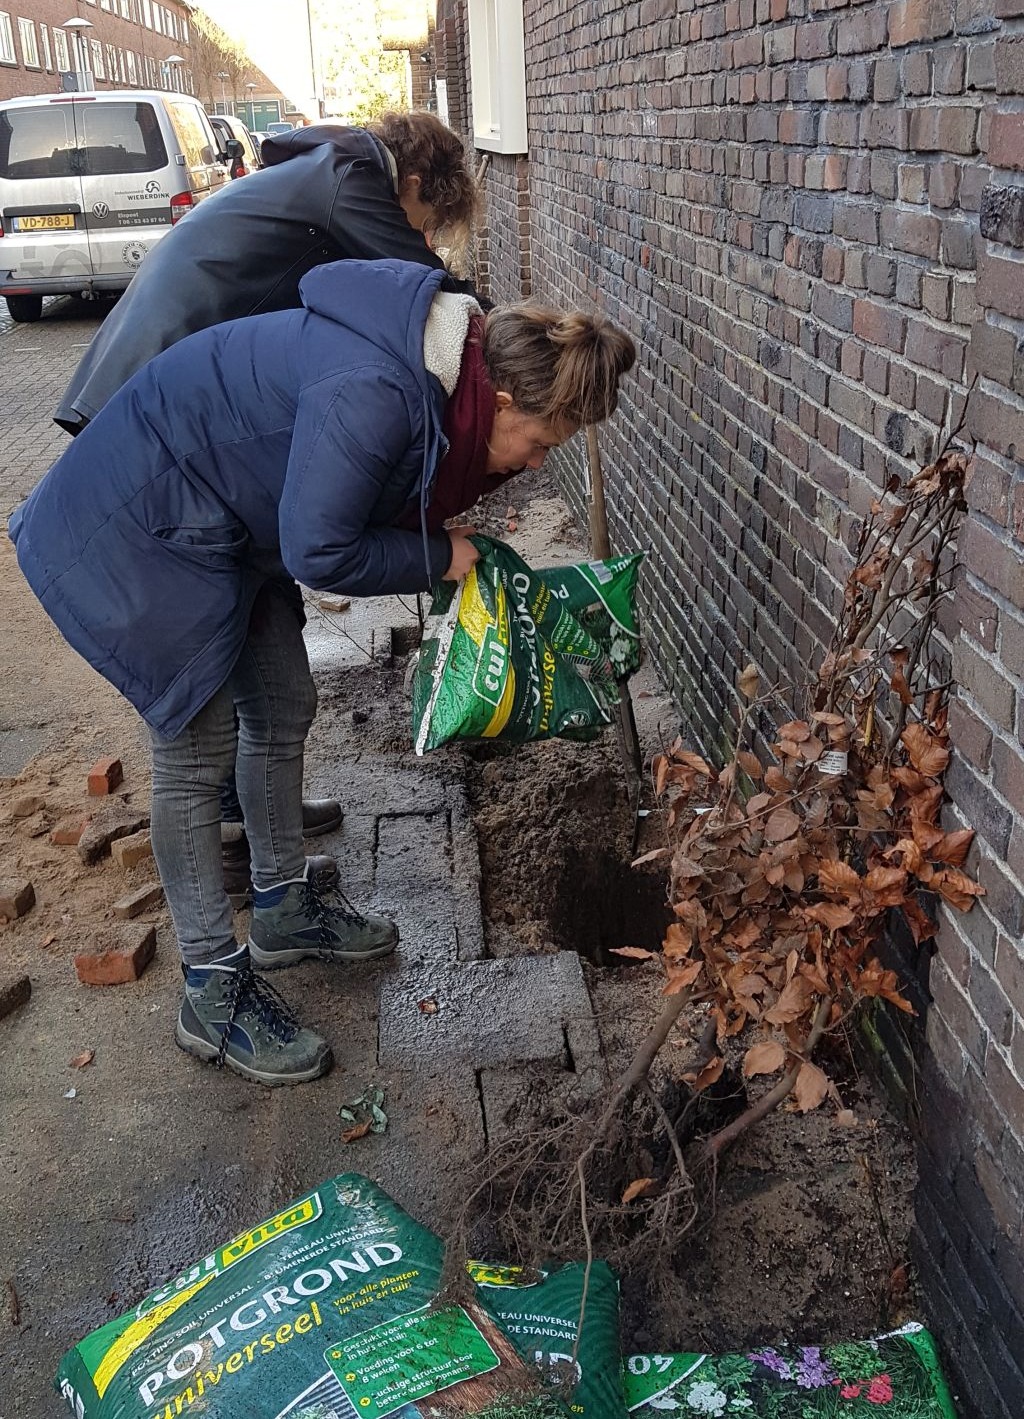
{"left": 377, "top": 952, "right": 598, "bottom": 1072}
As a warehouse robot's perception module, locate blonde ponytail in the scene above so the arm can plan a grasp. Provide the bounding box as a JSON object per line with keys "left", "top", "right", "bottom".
{"left": 482, "top": 306, "right": 636, "bottom": 428}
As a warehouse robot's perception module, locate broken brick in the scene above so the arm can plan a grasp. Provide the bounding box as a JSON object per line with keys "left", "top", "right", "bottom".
{"left": 87, "top": 757, "right": 124, "bottom": 797}
{"left": 78, "top": 806, "right": 150, "bottom": 866}
{"left": 0, "top": 973, "right": 31, "bottom": 1020}
{"left": 74, "top": 925, "right": 156, "bottom": 986}
{"left": 113, "top": 883, "right": 164, "bottom": 920}
{"left": 0, "top": 881, "right": 35, "bottom": 921}
{"left": 111, "top": 830, "right": 154, "bottom": 872}
{"left": 11, "top": 795, "right": 44, "bottom": 819}
{"left": 50, "top": 817, "right": 91, "bottom": 847}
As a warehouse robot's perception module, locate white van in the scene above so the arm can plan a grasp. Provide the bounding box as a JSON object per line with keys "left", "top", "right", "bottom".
{"left": 0, "top": 89, "right": 229, "bottom": 322}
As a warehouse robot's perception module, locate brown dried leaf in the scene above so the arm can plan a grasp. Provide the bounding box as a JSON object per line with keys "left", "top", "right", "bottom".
{"left": 70, "top": 1050, "right": 95, "bottom": 1069}
{"left": 804, "top": 902, "right": 857, "bottom": 930}
{"left": 901, "top": 723, "right": 950, "bottom": 777}
{"left": 622, "top": 1177, "right": 656, "bottom": 1204}
{"left": 632, "top": 847, "right": 669, "bottom": 867}
{"left": 835, "top": 1108, "right": 858, "bottom": 1128}
{"left": 742, "top": 1040, "right": 786, "bottom": 1077}
{"left": 817, "top": 859, "right": 862, "bottom": 895}
{"left": 341, "top": 1121, "right": 372, "bottom": 1144}
{"left": 611, "top": 946, "right": 658, "bottom": 960}
{"left": 689, "top": 1055, "right": 725, "bottom": 1092}
{"left": 418, "top": 998, "right": 439, "bottom": 1015}
{"left": 764, "top": 976, "right": 811, "bottom": 1025}
{"left": 777, "top": 720, "right": 811, "bottom": 742}
{"left": 737, "top": 662, "right": 760, "bottom": 700}
{"left": 932, "top": 869, "right": 986, "bottom": 912}
{"left": 653, "top": 754, "right": 670, "bottom": 797}
{"left": 764, "top": 808, "right": 801, "bottom": 842}
{"left": 736, "top": 751, "right": 763, "bottom": 780}
{"left": 764, "top": 766, "right": 791, "bottom": 791}
{"left": 663, "top": 959, "right": 704, "bottom": 995}
{"left": 931, "top": 828, "right": 974, "bottom": 867}
{"left": 793, "top": 1062, "right": 830, "bottom": 1112}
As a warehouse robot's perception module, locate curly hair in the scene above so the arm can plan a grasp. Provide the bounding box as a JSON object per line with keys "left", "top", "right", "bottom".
{"left": 482, "top": 307, "right": 637, "bottom": 428}
{"left": 367, "top": 111, "right": 478, "bottom": 240}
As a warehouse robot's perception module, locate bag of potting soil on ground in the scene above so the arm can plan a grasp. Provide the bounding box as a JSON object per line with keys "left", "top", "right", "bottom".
{"left": 56, "top": 1173, "right": 628, "bottom": 1419}
{"left": 620, "top": 1322, "right": 958, "bottom": 1415}
{"left": 468, "top": 1259, "right": 627, "bottom": 1416}
{"left": 412, "top": 537, "right": 643, "bottom": 754}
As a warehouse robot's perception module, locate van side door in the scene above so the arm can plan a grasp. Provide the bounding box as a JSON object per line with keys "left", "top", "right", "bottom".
{"left": 77, "top": 98, "right": 178, "bottom": 288}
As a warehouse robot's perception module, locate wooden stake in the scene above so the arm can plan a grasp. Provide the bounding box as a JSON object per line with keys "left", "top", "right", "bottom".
{"left": 584, "top": 426, "right": 644, "bottom": 786}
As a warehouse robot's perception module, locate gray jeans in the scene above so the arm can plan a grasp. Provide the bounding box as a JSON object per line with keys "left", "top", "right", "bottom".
{"left": 149, "top": 585, "right": 317, "bottom": 965}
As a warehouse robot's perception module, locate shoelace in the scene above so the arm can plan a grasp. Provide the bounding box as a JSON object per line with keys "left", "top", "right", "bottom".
{"left": 215, "top": 966, "right": 300, "bottom": 1067}
{"left": 302, "top": 874, "right": 368, "bottom": 960}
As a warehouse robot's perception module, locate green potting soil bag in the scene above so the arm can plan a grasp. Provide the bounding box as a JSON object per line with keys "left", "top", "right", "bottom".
{"left": 534, "top": 553, "right": 643, "bottom": 679}
{"left": 620, "top": 1323, "right": 958, "bottom": 1415}
{"left": 55, "top": 1174, "right": 624, "bottom": 1419}
{"left": 412, "top": 538, "right": 643, "bottom": 754}
{"left": 468, "top": 1259, "right": 628, "bottom": 1417}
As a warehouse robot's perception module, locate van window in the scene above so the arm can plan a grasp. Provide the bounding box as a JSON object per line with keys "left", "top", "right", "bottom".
{"left": 75, "top": 102, "right": 168, "bottom": 174}
{"left": 0, "top": 102, "right": 167, "bottom": 179}
{"left": 167, "top": 101, "right": 212, "bottom": 169}
{"left": 0, "top": 106, "right": 75, "bottom": 179}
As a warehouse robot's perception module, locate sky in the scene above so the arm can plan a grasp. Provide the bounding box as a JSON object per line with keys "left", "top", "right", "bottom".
{"left": 202, "top": 0, "right": 319, "bottom": 115}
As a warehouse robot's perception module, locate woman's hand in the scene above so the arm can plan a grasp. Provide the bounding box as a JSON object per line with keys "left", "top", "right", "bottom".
{"left": 443, "top": 526, "right": 481, "bottom": 581}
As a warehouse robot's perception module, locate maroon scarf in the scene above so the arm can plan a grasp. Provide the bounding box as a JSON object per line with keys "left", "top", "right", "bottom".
{"left": 398, "top": 315, "right": 518, "bottom": 534}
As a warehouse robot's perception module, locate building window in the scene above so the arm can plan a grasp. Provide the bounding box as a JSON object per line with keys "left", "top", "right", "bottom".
{"left": 39, "top": 21, "right": 51, "bottom": 69}
{"left": 91, "top": 36, "right": 104, "bottom": 78}
{"left": 52, "top": 24, "right": 69, "bottom": 70}
{"left": 126, "top": 48, "right": 136, "bottom": 83}
{"left": 466, "top": 0, "right": 528, "bottom": 153}
{"left": 99, "top": 0, "right": 111, "bottom": 11}
{"left": 180, "top": 18, "right": 188, "bottom": 44}
{"left": 0, "top": 10, "right": 15, "bottom": 64}
{"left": 141, "top": 0, "right": 150, "bottom": 26}
{"left": 17, "top": 17, "right": 40, "bottom": 67}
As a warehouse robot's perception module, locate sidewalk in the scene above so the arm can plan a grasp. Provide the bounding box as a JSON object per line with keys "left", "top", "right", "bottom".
{"left": 0, "top": 308, "right": 616, "bottom": 1415}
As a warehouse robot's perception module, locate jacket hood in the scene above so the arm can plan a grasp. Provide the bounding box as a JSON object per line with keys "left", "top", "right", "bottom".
{"left": 260, "top": 124, "right": 391, "bottom": 179}
{"left": 299, "top": 258, "right": 448, "bottom": 392}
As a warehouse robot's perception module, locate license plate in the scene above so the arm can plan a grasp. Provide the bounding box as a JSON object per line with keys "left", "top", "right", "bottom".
{"left": 11, "top": 213, "right": 75, "bottom": 232}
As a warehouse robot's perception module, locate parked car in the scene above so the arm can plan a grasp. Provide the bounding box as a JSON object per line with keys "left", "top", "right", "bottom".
{"left": 0, "top": 89, "right": 229, "bottom": 323}
{"left": 209, "top": 113, "right": 262, "bottom": 180}
{"left": 265, "top": 121, "right": 295, "bottom": 137}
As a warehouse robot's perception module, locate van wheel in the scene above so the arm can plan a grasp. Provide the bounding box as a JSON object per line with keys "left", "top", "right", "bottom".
{"left": 5, "top": 295, "right": 43, "bottom": 323}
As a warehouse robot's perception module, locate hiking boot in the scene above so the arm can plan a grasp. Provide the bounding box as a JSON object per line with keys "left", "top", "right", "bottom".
{"left": 302, "top": 798, "right": 343, "bottom": 837}
{"left": 222, "top": 828, "right": 339, "bottom": 911}
{"left": 175, "top": 947, "right": 332, "bottom": 1085}
{"left": 248, "top": 864, "right": 398, "bottom": 969}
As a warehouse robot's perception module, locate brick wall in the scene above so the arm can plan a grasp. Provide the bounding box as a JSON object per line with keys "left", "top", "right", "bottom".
{"left": 0, "top": 0, "right": 194, "bottom": 104}
{"left": 442, "top": 0, "right": 1024, "bottom": 1413}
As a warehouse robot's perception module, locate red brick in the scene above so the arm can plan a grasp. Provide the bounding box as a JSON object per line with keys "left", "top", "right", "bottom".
{"left": 978, "top": 250, "right": 1024, "bottom": 321}
{"left": 87, "top": 757, "right": 124, "bottom": 797}
{"left": 50, "top": 818, "right": 92, "bottom": 847}
{"left": 111, "top": 830, "right": 154, "bottom": 872}
{"left": 909, "top": 105, "right": 979, "bottom": 155}
{"left": 966, "top": 451, "right": 1011, "bottom": 524}
{"left": 948, "top": 696, "right": 994, "bottom": 771}
{"left": 969, "top": 387, "right": 1024, "bottom": 463}
{"left": 988, "top": 112, "right": 1024, "bottom": 172}
{"left": 113, "top": 883, "right": 165, "bottom": 921}
{"left": 889, "top": 0, "right": 953, "bottom": 45}
{"left": 881, "top": 207, "right": 941, "bottom": 258}
{"left": 0, "top": 973, "right": 31, "bottom": 1022}
{"left": 77, "top": 806, "right": 150, "bottom": 866}
{"left": 74, "top": 926, "right": 156, "bottom": 987}
{"left": 960, "top": 518, "right": 1024, "bottom": 609}
{"left": 970, "top": 320, "right": 1017, "bottom": 385}
{"left": 853, "top": 298, "right": 907, "bottom": 350}
{"left": 994, "top": 37, "right": 1024, "bottom": 94}
{"left": 0, "top": 881, "right": 35, "bottom": 921}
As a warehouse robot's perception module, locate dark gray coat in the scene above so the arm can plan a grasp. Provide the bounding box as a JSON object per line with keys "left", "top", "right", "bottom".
{"left": 54, "top": 125, "right": 463, "bottom": 434}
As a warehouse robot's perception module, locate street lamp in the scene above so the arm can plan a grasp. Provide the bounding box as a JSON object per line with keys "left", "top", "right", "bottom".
{"left": 217, "top": 69, "right": 229, "bottom": 112}
{"left": 62, "top": 17, "right": 93, "bottom": 90}
{"left": 245, "top": 82, "right": 257, "bottom": 132}
{"left": 162, "top": 52, "right": 185, "bottom": 90}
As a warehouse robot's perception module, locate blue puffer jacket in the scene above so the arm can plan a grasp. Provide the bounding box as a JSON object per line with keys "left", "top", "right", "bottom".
{"left": 9, "top": 259, "right": 453, "bottom": 740}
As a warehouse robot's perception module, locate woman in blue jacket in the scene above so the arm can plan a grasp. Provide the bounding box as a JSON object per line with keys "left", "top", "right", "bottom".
{"left": 10, "top": 257, "right": 635, "bottom": 1087}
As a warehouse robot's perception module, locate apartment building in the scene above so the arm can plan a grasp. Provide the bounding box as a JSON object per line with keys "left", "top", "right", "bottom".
{"left": 0, "top": 0, "right": 195, "bottom": 103}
